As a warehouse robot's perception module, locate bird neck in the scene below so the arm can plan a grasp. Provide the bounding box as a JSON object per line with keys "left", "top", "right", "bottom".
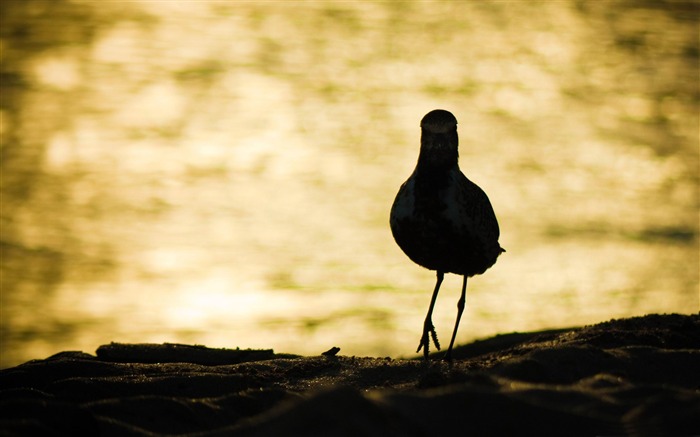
{"left": 415, "top": 132, "right": 459, "bottom": 176}
{"left": 415, "top": 155, "right": 459, "bottom": 194}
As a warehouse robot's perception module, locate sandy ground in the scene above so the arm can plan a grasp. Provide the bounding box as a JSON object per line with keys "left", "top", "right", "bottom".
{"left": 1, "top": 314, "right": 698, "bottom": 436}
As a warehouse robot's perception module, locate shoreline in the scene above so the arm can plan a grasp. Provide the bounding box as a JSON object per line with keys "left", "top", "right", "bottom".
{"left": 1, "top": 314, "right": 698, "bottom": 436}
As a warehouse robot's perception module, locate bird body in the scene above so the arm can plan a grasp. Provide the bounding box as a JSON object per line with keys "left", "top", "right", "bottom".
{"left": 390, "top": 109, "right": 504, "bottom": 360}
{"left": 391, "top": 168, "right": 501, "bottom": 276}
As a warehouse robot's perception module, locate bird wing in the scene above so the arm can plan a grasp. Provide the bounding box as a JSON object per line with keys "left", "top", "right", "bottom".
{"left": 454, "top": 172, "right": 502, "bottom": 248}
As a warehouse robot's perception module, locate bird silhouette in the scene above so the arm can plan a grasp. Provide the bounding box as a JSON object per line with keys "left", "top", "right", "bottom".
{"left": 390, "top": 109, "right": 504, "bottom": 361}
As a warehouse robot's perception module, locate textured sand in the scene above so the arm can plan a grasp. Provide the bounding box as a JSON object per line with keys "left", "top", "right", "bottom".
{"left": 1, "top": 314, "right": 698, "bottom": 436}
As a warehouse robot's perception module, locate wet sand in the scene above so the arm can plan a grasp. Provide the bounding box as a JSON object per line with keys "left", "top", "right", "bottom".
{"left": 1, "top": 314, "right": 698, "bottom": 436}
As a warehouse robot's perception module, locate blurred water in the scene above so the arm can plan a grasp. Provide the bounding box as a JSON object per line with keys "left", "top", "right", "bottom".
{"left": 1, "top": 0, "right": 698, "bottom": 368}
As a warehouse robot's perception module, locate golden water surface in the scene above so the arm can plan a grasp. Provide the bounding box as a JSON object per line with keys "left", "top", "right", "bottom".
{"left": 1, "top": 0, "right": 698, "bottom": 368}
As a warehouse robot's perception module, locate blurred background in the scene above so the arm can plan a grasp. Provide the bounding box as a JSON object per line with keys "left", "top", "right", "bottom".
{"left": 1, "top": 0, "right": 698, "bottom": 368}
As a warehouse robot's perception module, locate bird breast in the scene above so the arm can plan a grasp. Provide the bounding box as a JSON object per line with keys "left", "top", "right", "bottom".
{"left": 391, "top": 169, "right": 473, "bottom": 229}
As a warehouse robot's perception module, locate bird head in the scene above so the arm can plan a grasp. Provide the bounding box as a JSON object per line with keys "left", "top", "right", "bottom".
{"left": 419, "top": 109, "right": 459, "bottom": 168}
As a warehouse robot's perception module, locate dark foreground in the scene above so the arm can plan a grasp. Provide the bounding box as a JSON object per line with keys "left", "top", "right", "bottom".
{"left": 1, "top": 314, "right": 698, "bottom": 436}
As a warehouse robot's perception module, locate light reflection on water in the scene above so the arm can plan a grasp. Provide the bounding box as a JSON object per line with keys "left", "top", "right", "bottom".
{"left": 1, "top": 1, "right": 698, "bottom": 368}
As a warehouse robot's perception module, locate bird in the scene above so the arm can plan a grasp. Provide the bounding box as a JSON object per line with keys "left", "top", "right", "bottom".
{"left": 390, "top": 109, "right": 504, "bottom": 361}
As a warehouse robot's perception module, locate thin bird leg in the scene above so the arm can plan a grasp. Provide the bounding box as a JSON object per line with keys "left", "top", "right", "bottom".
{"left": 417, "top": 271, "right": 444, "bottom": 359}
{"left": 444, "top": 275, "right": 467, "bottom": 361}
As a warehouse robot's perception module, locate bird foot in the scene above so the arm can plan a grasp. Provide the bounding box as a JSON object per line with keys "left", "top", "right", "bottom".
{"left": 416, "top": 321, "right": 441, "bottom": 358}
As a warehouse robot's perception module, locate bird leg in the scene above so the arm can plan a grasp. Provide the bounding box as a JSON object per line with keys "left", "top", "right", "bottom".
{"left": 417, "top": 271, "right": 444, "bottom": 359}
{"left": 444, "top": 275, "right": 467, "bottom": 361}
